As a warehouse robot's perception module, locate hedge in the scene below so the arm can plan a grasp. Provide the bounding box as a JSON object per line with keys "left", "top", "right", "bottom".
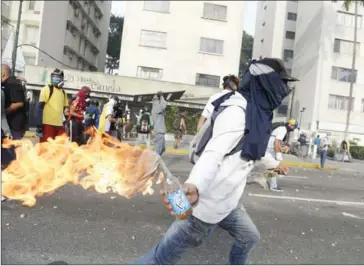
{"left": 350, "top": 146, "right": 364, "bottom": 160}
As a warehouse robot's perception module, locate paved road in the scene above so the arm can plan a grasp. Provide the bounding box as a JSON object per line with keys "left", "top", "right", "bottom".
{"left": 2, "top": 154, "right": 364, "bottom": 264}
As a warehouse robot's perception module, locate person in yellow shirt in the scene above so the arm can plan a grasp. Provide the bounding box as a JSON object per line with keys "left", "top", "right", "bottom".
{"left": 35, "top": 69, "right": 68, "bottom": 142}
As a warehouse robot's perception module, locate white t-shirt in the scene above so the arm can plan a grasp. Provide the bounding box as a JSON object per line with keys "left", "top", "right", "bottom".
{"left": 104, "top": 101, "right": 115, "bottom": 132}
{"left": 267, "top": 126, "right": 288, "bottom": 150}
{"left": 201, "top": 89, "right": 232, "bottom": 119}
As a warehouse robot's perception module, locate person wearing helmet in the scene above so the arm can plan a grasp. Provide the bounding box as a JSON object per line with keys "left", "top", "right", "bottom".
{"left": 173, "top": 112, "right": 186, "bottom": 149}
{"left": 266, "top": 119, "right": 298, "bottom": 192}
{"left": 67, "top": 86, "right": 91, "bottom": 145}
{"left": 197, "top": 74, "right": 240, "bottom": 131}
{"left": 36, "top": 68, "right": 68, "bottom": 142}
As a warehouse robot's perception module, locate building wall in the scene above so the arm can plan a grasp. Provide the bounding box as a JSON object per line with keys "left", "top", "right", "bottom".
{"left": 6, "top": 0, "right": 111, "bottom": 72}
{"left": 119, "top": 1, "right": 244, "bottom": 87}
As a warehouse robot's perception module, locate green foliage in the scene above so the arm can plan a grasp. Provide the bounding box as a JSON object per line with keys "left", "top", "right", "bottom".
{"left": 350, "top": 146, "right": 364, "bottom": 160}
{"left": 349, "top": 137, "right": 360, "bottom": 147}
{"left": 165, "top": 105, "right": 201, "bottom": 135}
{"left": 238, "top": 31, "right": 254, "bottom": 75}
{"left": 327, "top": 147, "right": 335, "bottom": 158}
{"left": 106, "top": 15, "right": 124, "bottom": 74}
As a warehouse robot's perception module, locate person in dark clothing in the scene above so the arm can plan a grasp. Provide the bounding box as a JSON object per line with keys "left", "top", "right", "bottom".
{"left": 68, "top": 86, "right": 91, "bottom": 145}
{"left": 84, "top": 100, "right": 100, "bottom": 143}
{"left": 1, "top": 64, "right": 27, "bottom": 140}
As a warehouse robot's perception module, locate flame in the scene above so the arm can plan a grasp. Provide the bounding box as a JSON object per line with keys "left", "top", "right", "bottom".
{"left": 1, "top": 128, "right": 160, "bottom": 206}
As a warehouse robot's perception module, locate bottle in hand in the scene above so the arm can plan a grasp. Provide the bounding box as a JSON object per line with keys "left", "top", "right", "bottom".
{"left": 158, "top": 172, "right": 192, "bottom": 219}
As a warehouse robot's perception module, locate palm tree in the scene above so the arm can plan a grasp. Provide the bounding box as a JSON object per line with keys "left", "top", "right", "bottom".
{"left": 341, "top": 0, "right": 363, "bottom": 139}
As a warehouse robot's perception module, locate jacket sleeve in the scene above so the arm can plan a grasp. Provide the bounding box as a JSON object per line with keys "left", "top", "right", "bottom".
{"left": 36, "top": 86, "right": 49, "bottom": 126}
{"left": 185, "top": 105, "right": 245, "bottom": 195}
{"left": 1, "top": 91, "right": 11, "bottom": 135}
{"left": 153, "top": 96, "right": 168, "bottom": 114}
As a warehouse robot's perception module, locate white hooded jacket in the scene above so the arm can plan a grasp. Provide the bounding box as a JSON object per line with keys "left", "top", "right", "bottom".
{"left": 186, "top": 93, "right": 280, "bottom": 224}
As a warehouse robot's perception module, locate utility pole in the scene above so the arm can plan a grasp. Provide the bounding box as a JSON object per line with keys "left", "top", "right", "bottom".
{"left": 288, "top": 86, "right": 295, "bottom": 120}
{"left": 11, "top": 0, "right": 23, "bottom": 78}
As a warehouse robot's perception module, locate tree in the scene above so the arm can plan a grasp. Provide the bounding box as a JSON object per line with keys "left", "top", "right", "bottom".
{"left": 238, "top": 31, "right": 254, "bottom": 75}
{"left": 341, "top": 0, "right": 364, "bottom": 139}
{"left": 106, "top": 15, "right": 124, "bottom": 74}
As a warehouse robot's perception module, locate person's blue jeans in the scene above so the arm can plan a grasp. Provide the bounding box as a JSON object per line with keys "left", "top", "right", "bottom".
{"left": 320, "top": 150, "right": 327, "bottom": 168}
{"left": 134, "top": 206, "right": 260, "bottom": 265}
{"left": 10, "top": 129, "right": 25, "bottom": 140}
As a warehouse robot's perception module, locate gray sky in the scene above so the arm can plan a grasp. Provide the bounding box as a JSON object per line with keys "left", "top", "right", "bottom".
{"left": 111, "top": 1, "right": 257, "bottom": 36}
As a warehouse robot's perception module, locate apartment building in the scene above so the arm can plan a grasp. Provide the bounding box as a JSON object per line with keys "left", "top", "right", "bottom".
{"left": 253, "top": 0, "right": 299, "bottom": 122}
{"left": 118, "top": 1, "right": 244, "bottom": 90}
{"left": 4, "top": 0, "right": 111, "bottom": 72}
{"left": 1, "top": 0, "right": 13, "bottom": 53}
{"left": 253, "top": 1, "right": 364, "bottom": 142}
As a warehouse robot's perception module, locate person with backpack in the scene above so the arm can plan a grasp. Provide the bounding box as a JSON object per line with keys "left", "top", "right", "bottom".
{"left": 84, "top": 100, "right": 100, "bottom": 139}
{"left": 35, "top": 69, "right": 68, "bottom": 142}
{"left": 173, "top": 112, "right": 186, "bottom": 149}
{"left": 136, "top": 106, "right": 153, "bottom": 149}
{"left": 1, "top": 64, "right": 27, "bottom": 140}
{"left": 341, "top": 139, "right": 351, "bottom": 162}
{"left": 136, "top": 58, "right": 294, "bottom": 265}
{"left": 265, "top": 119, "right": 298, "bottom": 192}
{"left": 318, "top": 133, "right": 332, "bottom": 168}
{"left": 312, "top": 135, "right": 320, "bottom": 159}
{"left": 67, "top": 86, "right": 91, "bottom": 145}
{"left": 197, "top": 75, "right": 240, "bottom": 132}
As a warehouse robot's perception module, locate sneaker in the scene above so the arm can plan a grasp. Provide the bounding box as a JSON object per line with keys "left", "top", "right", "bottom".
{"left": 270, "top": 187, "right": 284, "bottom": 192}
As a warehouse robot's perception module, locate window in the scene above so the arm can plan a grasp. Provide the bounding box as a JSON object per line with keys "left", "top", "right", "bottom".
{"left": 361, "top": 99, "right": 364, "bottom": 112}
{"left": 140, "top": 30, "right": 167, "bottom": 48}
{"left": 331, "top": 66, "right": 357, "bottom": 83}
{"left": 287, "top": 12, "right": 297, "bottom": 21}
{"left": 202, "top": 3, "right": 227, "bottom": 21}
{"left": 261, "top": 38, "right": 264, "bottom": 43}
{"left": 28, "top": 1, "right": 35, "bottom": 10}
{"left": 283, "top": 49, "right": 294, "bottom": 61}
{"left": 264, "top": 5, "right": 267, "bottom": 10}
{"left": 285, "top": 31, "right": 295, "bottom": 40}
{"left": 200, "top": 37, "right": 224, "bottom": 54}
{"left": 24, "top": 55, "right": 36, "bottom": 65}
{"left": 334, "top": 39, "right": 360, "bottom": 55}
{"left": 262, "top": 22, "right": 265, "bottom": 26}
{"left": 137, "top": 66, "right": 163, "bottom": 80}
{"left": 195, "top": 73, "right": 220, "bottom": 87}
{"left": 24, "top": 25, "right": 39, "bottom": 45}
{"left": 337, "top": 11, "right": 363, "bottom": 28}
{"left": 328, "top": 94, "right": 354, "bottom": 111}
{"left": 143, "top": 1, "right": 170, "bottom": 13}
{"left": 277, "top": 104, "right": 288, "bottom": 115}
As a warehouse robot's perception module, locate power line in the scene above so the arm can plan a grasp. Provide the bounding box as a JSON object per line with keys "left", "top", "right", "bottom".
{"left": 17, "top": 44, "right": 80, "bottom": 70}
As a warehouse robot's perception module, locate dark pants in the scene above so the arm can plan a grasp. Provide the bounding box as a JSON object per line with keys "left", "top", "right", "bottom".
{"left": 40, "top": 124, "right": 65, "bottom": 143}
{"left": 320, "top": 150, "right": 327, "bottom": 168}
{"left": 69, "top": 119, "right": 84, "bottom": 146}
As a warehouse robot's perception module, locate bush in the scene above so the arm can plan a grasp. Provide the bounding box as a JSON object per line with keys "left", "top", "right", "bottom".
{"left": 327, "top": 147, "right": 335, "bottom": 158}
{"left": 350, "top": 146, "right": 364, "bottom": 160}
{"left": 165, "top": 105, "right": 201, "bottom": 135}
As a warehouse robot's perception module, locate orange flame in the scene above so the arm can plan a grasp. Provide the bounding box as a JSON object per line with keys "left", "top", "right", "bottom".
{"left": 1, "top": 128, "right": 160, "bottom": 206}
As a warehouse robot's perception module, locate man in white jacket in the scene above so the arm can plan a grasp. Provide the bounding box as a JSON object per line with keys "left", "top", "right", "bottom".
{"left": 135, "top": 58, "right": 298, "bottom": 265}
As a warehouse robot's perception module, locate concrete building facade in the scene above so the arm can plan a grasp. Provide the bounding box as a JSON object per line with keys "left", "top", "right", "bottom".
{"left": 118, "top": 1, "right": 244, "bottom": 93}
{"left": 253, "top": 1, "right": 364, "bottom": 143}
{"left": 2, "top": 0, "right": 111, "bottom": 72}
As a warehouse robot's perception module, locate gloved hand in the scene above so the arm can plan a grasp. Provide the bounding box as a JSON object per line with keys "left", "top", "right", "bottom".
{"left": 275, "top": 152, "right": 283, "bottom": 161}
{"left": 36, "top": 125, "right": 43, "bottom": 138}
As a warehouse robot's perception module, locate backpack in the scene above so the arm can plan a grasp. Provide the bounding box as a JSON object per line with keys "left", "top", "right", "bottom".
{"left": 138, "top": 113, "right": 151, "bottom": 134}
{"left": 173, "top": 118, "right": 181, "bottom": 130}
{"left": 271, "top": 122, "right": 288, "bottom": 142}
{"left": 47, "top": 85, "right": 65, "bottom": 103}
{"left": 189, "top": 106, "right": 246, "bottom": 165}
{"left": 314, "top": 138, "right": 321, "bottom": 145}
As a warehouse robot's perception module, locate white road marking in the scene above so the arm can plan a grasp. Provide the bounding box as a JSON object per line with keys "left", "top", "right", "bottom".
{"left": 248, "top": 193, "right": 364, "bottom": 207}
{"left": 342, "top": 212, "right": 364, "bottom": 219}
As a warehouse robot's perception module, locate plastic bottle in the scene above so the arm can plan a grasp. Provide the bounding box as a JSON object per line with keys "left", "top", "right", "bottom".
{"left": 160, "top": 172, "right": 192, "bottom": 220}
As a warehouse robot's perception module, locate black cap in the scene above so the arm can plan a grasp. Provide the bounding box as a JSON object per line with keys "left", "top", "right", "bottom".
{"left": 258, "top": 58, "right": 299, "bottom": 82}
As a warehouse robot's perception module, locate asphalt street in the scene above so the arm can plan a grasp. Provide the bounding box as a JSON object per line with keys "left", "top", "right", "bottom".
{"left": 2, "top": 154, "right": 364, "bottom": 265}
